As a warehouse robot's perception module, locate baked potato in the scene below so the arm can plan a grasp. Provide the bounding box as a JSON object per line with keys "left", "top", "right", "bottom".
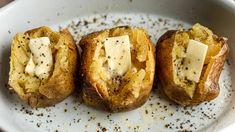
{"left": 8, "top": 26, "right": 78, "bottom": 108}
{"left": 156, "top": 23, "right": 229, "bottom": 106}
{"left": 80, "top": 26, "right": 155, "bottom": 112}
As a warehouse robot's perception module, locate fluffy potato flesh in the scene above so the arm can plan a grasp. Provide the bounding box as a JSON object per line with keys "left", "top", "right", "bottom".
{"left": 80, "top": 26, "right": 155, "bottom": 112}
{"left": 156, "top": 23, "right": 229, "bottom": 106}
{"left": 9, "top": 27, "right": 78, "bottom": 108}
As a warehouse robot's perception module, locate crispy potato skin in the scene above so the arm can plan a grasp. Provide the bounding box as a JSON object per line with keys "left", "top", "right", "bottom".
{"left": 9, "top": 26, "right": 78, "bottom": 108}
{"left": 80, "top": 26, "right": 155, "bottom": 112}
{"left": 156, "top": 29, "right": 229, "bottom": 106}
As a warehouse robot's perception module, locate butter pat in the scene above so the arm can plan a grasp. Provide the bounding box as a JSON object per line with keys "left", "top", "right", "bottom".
{"left": 25, "top": 37, "right": 53, "bottom": 79}
{"left": 183, "top": 39, "right": 208, "bottom": 82}
{"left": 25, "top": 55, "right": 35, "bottom": 76}
{"left": 104, "top": 35, "right": 131, "bottom": 76}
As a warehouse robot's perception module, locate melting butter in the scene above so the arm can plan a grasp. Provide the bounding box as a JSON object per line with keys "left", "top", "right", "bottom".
{"left": 25, "top": 54, "right": 35, "bottom": 76}
{"left": 183, "top": 39, "right": 208, "bottom": 82}
{"left": 25, "top": 37, "right": 53, "bottom": 79}
{"left": 104, "top": 35, "right": 131, "bottom": 76}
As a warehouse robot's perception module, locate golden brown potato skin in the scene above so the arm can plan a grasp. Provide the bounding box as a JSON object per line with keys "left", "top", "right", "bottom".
{"left": 156, "top": 24, "right": 229, "bottom": 106}
{"left": 80, "top": 26, "right": 155, "bottom": 112}
{"left": 9, "top": 26, "right": 78, "bottom": 108}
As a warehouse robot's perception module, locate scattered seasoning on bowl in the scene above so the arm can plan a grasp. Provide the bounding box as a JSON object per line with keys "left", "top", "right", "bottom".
{"left": 36, "top": 113, "right": 43, "bottom": 117}
{"left": 36, "top": 123, "right": 41, "bottom": 128}
{"left": 5, "top": 13, "right": 232, "bottom": 132}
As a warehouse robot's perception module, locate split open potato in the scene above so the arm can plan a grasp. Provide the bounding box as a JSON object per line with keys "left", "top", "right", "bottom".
{"left": 9, "top": 26, "right": 78, "bottom": 108}
{"left": 156, "top": 23, "right": 229, "bottom": 106}
{"left": 79, "top": 26, "right": 155, "bottom": 112}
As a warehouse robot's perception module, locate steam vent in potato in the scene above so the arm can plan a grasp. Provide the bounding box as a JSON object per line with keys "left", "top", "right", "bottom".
{"left": 80, "top": 26, "right": 155, "bottom": 112}
{"left": 9, "top": 26, "right": 78, "bottom": 108}
{"left": 156, "top": 23, "right": 229, "bottom": 106}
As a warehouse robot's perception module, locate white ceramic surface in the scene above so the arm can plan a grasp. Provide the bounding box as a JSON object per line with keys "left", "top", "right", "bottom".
{"left": 0, "top": 0, "right": 234, "bottom": 132}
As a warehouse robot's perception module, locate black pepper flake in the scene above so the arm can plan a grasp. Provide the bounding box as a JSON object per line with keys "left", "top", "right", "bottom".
{"left": 97, "top": 122, "right": 101, "bottom": 126}
{"left": 36, "top": 123, "right": 41, "bottom": 128}
{"left": 100, "top": 22, "right": 106, "bottom": 25}
{"left": 145, "top": 110, "right": 148, "bottom": 114}
{"left": 42, "top": 53, "right": 45, "bottom": 57}
{"left": 102, "top": 128, "right": 107, "bottom": 132}
{"left": 18, "top": 46, "right": 21, "bottom": 48}
{"left": 76, "top": 21, "right": 81, "bottom": 27}
{"left": 36, "top": 113, "right": 43, "bottom": 117}
{"left": 84, "top": 20, "right": 89, "bottom": 26}
{"left": 165, "top": 124, "right": 170, "bottom": 128}
{"left": 64, "top": 109, "right": 67, "bottom": 112}
{"left": 176, "top": 118, "right": 180, "bottom": 122}
{"left": 93, "top": 18, "right": 97, "bottom": 23}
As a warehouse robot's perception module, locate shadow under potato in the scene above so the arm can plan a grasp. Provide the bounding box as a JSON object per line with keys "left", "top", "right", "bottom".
{"left": 0, "top": 44, "right": 15, "bottom": 101}
{"left": 153, "top": 82, "right": 179, "bottom": 106}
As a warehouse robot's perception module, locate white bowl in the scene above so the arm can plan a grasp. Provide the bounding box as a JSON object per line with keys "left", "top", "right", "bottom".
{"left": 0, "top": 0, "right": 234, "bottom": 131}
